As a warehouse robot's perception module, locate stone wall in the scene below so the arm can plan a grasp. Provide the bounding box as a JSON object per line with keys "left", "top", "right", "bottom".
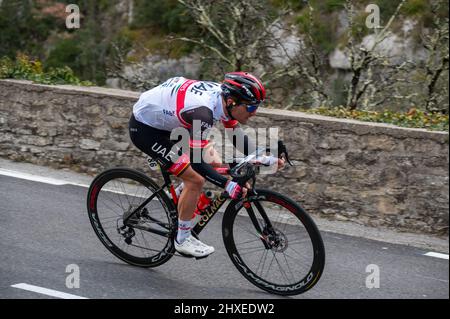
{"left": 0, "top": 79, "right": 448, "bottom": 235}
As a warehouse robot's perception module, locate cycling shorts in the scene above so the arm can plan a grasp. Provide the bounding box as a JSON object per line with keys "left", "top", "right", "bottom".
{"left": 129, "top": 114, "right": 190, "bottom": 176}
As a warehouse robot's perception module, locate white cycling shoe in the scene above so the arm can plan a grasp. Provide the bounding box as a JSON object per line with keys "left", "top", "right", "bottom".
{"left": 175, "top": 235, "right": 215, "bottom": 258}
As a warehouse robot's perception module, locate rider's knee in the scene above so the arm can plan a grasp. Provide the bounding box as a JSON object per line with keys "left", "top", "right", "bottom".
{"left": 188, "top": 175, "right": 205, "bottom": 190}
{"left": 181, "top": 169, "right": 205, "bottom": 190}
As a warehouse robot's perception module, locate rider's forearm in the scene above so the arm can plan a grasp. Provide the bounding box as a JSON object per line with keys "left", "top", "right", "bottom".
{"left": 190, "top": 147, "right": 228, "bottom": 188}
{"left": 225, "top": 127, "right": 257, "bottom": 156}
{"left": 190, "top": 161, "right": 228, "bottom": 188}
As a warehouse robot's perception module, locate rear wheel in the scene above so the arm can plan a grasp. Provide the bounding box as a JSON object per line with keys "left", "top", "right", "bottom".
{"left": 222, "top": 189, "right": 325, "bottom": 295}
{"left": 87, "top": 168, "right": 177, "bottom": 267}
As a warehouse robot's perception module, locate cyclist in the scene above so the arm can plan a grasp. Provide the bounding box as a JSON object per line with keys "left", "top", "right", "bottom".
{"left": 129, "top": 72, "right": 285, "bottom": 258}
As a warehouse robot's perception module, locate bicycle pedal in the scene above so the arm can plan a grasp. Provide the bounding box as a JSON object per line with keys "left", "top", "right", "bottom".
{"left": 175, "top": 251, "right": 213, "bottom": 260}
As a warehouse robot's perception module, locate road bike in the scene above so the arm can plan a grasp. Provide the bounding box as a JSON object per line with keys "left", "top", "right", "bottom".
{"left": 87, "top": 141, "right": 325, "bottom": 295}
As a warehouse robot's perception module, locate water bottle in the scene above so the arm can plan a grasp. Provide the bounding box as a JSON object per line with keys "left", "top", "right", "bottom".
{"left": 191, "top": 190, "right": 214, "bottom": 226}
{"left": 168, "top": 182, "right": 184, "bottom": 203}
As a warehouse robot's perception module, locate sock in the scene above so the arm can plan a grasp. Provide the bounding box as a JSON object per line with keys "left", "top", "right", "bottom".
{"left": 176, "top": 219, "right": 191, "bottom": 244}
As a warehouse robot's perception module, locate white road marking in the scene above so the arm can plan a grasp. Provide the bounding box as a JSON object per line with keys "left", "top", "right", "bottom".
{"left": 11, "top": 283, "right": 88, "bottom": 299}
{"left": 424, "top": 252, "right": 449, "bottom": 260}
{"left": 414, "top": 274, "right": 449, "bottom": 283}
{"left": 0, "top": 168, "right": 159, "bottom": 199}
{"left": 0, "top": 168, "right": 88, "bottom": 187}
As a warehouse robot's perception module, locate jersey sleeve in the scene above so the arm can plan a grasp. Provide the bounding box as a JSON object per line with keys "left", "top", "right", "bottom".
{"left": 180, "top": 106, "right": 229, "bottom": 188}
{"left": 180, "top": 106, "right": 213, "bottom": 149}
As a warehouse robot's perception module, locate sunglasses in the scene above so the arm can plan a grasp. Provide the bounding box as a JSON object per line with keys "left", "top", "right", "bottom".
{"left": 241, "top": 102, "right": 261, "bottom": 113}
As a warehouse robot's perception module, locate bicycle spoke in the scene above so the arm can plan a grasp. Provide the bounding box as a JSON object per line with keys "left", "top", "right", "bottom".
{"left": 146, "top": 231, "right": 169, "bottom": 246}
{"left": 99, "top": 191, "right": 126, "bottom": 213}
{"left": 283, "top": 230, "right": 307, "bottom": 237}
{"left": 93, "top": 177, "right": 172, "bottom": 260}
{"left": 100, "top": 221, "right": 118, "bottom": 228}
{"left": 101, "top": 215, "right": 121, "bottom": 221}
{"left": 281, "top": 252, "right": 296, "bottom": 283}
{"left": 263, "top": 252, "right": 276, "bottom": 279}
{"left": 256, "top": 249, "right": 269, "bottom": 277}
{"left": 234, "top": 237, "right": 264, "bottom": 247}
{"left": 131, "top": 236, "right": 150, "bottom": 257}
{"left": 233, "top": 221, "right": 262, "bottom": 240}
{"left": 117, "top": 180, "right": 132, "bottom": 208}
{"left": 131, "top": 183, "right": 143, "bottom": 208}
{"left": 287, "top": 237, "right": 311, "bottom": 245}
{"left": 225, "top": 190, "right": 326, "bottom": 295}
{"left": 97, "top": 201, "right": 121, "bottom": 216}
{"left": 270, "top": 251, "right": 291, "bottom": 284}
{"left": 87, "top": 169, "right": 178, "bottom": 269}
{"left": 111, "top": 180, "right": 125, "bottom": 210}
{"left": 282, "top": 252, "right": 311, "bottom": 272}
{"left": 237, "top": 246, "right": 267, "bottom": 256}
{"left": 285, "top": 245, "right": 311, "bottom": 262}
{"left": 102, "top": 225, "right": 119, "bottom": 230}
{"left": 138, "top": 189, "right": 153, "bottom": 208}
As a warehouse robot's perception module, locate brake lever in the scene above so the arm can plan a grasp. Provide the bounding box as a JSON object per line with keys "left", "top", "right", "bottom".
{"left": 277, "top": 140, "right": 294, "bottom": 166}
{"left": 284, "top": 151, "right": 294, "bottom": 166}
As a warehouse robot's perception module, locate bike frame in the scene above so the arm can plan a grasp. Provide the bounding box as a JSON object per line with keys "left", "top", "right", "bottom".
{"left": 164, "top": 166, "right": 230, "bottom": 236}
{"left": 123, "top": 164, "right": 267, "bottom": 241}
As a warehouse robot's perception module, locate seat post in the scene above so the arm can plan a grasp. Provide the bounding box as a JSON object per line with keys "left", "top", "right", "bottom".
{"left": 160, "top": 167, "right": 173, "bottom": 186}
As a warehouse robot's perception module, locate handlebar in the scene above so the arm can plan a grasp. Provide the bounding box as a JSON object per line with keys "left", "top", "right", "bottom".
{"left": 229, "top": 140, "right": 293, "bottom": 188}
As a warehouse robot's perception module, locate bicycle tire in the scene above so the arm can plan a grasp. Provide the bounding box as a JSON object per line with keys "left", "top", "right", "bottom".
{"left": 222, "top": 189, "right": 325, "bottom": 295}
{"left": 87, "top": 167, "right": 177, "bottom": 268}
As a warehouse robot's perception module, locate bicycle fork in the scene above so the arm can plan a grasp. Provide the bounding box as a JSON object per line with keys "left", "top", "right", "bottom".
{"left": 243, "top": 194, "right": 277, "bottom": 250}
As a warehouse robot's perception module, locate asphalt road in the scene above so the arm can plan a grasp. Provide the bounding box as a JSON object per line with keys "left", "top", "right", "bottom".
{"left": 0, "top": 170, "right": 448, "bottom": 299}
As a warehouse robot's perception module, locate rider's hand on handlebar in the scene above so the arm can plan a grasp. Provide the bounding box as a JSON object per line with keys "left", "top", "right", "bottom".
{"left": 241, "top": 182, "right": 251, "bottom": 198}
{"left": 260, "top": 156, "right": 285, "bottom": 170}
{"left": 226, "top": 180, "right": 251, "bottom": 200}
{"left": 277, "top": 157, "right": 286, "bottom": 170}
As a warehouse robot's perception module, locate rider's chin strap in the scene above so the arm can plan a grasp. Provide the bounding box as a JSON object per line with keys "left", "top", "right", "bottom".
{"left": 222, "top": 91, "right": 237, "bottom": 120}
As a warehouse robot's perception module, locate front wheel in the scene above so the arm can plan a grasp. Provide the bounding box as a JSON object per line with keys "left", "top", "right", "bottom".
{"left": 222, "top": 189, "right": 325, "bottom": 296}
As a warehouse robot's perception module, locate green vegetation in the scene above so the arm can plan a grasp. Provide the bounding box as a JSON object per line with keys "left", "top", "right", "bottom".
{"left": 302, "top": 106, "right": 449, "bottom": 131}
{"left": 0, "top": 54, "right": 92, "bottom": 86}
{"left": 402, "top": 0, "right": 427, "bottom": 15}
{"left": 0, "top": 0, "right": 447, "bottom": 131}
{"left": 132, "top": 0, "right": 195, "bottom": 34}
{"left": 295, "top": 9, "right": 340, "bottom": 53}
{"left": 294, "top": 1, "right": 343, "bottom": 54}
{"left": 0, "top": 0, "right": 62, "bottom": 58}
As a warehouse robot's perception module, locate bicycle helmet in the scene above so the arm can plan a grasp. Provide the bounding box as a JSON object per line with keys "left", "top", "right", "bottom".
{"left": 221, "top": 72, "right": 266, "bottom": 106}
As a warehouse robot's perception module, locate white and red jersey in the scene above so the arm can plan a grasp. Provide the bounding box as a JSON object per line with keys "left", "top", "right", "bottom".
{"left": 131, "top": 77, "right": 256, "bottom": 189}
{"left": 133, "top": 77, "right": 238, "bottom": 133}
